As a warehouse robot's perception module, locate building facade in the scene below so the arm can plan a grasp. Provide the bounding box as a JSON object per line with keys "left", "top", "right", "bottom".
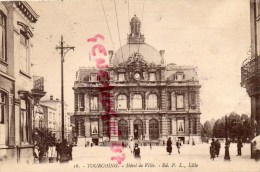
{"left": 241, "top": 0, "right": 260, "bottom": 157}
{"left": 0, "top": 2, "right": 39, "bottom": 162}
{"left": 40, "top": 95, "right": 71, "bottom": 140}
{"left": 72, "top": 15, "right": 201, "bottom": 145}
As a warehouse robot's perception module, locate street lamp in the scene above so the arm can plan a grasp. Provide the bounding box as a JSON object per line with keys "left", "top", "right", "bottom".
{"left": 56, "top": 35, "right": 75, "bottom": 141}
{"left": 224, "top": 115, "right": 231, "bottom": 161}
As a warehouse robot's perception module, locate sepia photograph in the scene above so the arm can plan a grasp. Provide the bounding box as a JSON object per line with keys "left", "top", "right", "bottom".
{"left": 0, "top": 0, "right": 259, "bottom": 172}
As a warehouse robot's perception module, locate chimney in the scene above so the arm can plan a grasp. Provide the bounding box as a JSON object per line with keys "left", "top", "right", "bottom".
{"left": 50, "top": 95, "right": 53, "bottom": 100}
{"left": 159, "top": 50, "right": 165, "bottom": 64}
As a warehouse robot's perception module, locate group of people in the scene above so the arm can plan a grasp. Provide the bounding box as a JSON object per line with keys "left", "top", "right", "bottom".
{"left": 128, "top": 139, "right": 141, "bottom": 159}
{"left": 56, "top": 139, "right": 73, "bottom": 163}
{"left": 209, "top": 138, "right": 243, "bottom": 160}
{"left": 209, "top": 139, "right": 221, "bottom": 160}
{"left": 166, "top": 137, "right": 182, "bottom": 155}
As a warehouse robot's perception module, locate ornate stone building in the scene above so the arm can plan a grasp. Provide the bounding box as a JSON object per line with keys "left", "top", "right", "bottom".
{"left": 72, "top": 15, "right": 201, "bottom": 145}
{"left": 241, "top": 0, "right": 260, "bottom": 157}
{"left": 0, "top": 1, "right": 39, "bottom": 162}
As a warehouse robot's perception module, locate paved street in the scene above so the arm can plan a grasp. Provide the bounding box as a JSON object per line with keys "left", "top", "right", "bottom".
{"left": 1, "top": 143, "right": 260, "bottom": 172}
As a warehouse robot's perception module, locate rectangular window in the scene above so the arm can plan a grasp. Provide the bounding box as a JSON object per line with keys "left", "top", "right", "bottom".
{"left": 118, "top": 73, "right": 125, "bottom": 81}
{"left": 177, "top": 119, "right": 185, "bottom": 133}
{"left": 149, "top": 73, "right": 156, "bottom": 81}
{"left": 21, "top": 99, "right": 29, "bottom": 143}
{"left": 0, "top": 91, "right": 6, "bottom": 124}
{"left": 79, "top": 94, "right": 85, "bottom": 111}
{"left": 0, "top": 13, "right": 6, "bottom": 61}
{"left": 176, "top": 95, "right": 184, "bottom": 109}
{"left": 49, "top": 112, "right": 52, "bottom": 120}
{"left": 90, "top": 96, "right": 98, "bottom": 110}
{"left": 90, "top": 73, "right": 97, "bottom": 82}
{"left": 20, "top": 32, "right": 29, "bottom": 74}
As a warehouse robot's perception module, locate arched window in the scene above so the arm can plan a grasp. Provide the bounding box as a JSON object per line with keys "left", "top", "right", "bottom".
{"left": 148, "top": 94, "right": 157, "bottom": 109}
{"left": 118, "top": 120, "right": 128, "bottom": 140}
{"left": 132, "top": 94, "right": 142, "bottom": 109}
{"left": 117, "top": 94, "right": 127, "bottom": 110}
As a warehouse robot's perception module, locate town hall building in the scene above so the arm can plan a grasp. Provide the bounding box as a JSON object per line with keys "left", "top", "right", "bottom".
{"left": 72, "top": 15, "right": 201, "bottom": 145}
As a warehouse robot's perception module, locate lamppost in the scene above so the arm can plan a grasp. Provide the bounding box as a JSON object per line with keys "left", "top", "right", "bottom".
{"left": 224, "top": 115, "right": 231, "bottom": 161}
{"left": 56, "top": 35, "right": 75, "bottom": 141}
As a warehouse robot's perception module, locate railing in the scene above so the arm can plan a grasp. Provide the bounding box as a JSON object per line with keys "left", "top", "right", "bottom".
{"left": 241, "top": 56, "right": 259, "bottom": 87}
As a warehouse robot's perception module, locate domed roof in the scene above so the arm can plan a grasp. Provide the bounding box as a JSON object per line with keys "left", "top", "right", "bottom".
{"left": 112, "top": 43, "right": 162, "bottom": 66}
{"left": 131, "top": 15, "right": 141, "bottom": 23}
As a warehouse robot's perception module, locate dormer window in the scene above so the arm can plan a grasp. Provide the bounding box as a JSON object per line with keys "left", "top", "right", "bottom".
{"left": 176, "top": 72, "right": 184, "bottom": 81}
{"left": 149, "top": 72, "right": 156, "bottom": 81}
{"left": 118, "top": 73, "right": 125, "bottom": 81}
{"left": 90, "top": 73, "right": 97, "bottom": 82}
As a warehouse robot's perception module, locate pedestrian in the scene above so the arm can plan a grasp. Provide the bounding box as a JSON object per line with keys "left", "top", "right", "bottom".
{"left": 129, "top": 139, "right": 135, "bottom": 153}
{"left": 55, "top": 139, "right": 61, "bottom": 161}
{"left": 176, "top": 139, "right": 182, "bottom": 154}
{"left": 133, "top": 143, "right": 141, "bottom": 159}
{"left": 59, "top": 139, "right": 71, "bottom": 163}
{"left": 33, "top": 145, "right": 39, "bottom": 163}
{"left": 210, "top": 139, "right": 216, "bottom": 160}
{"left": 166, "top": 137, "right": 172, "bottom": 155}
{"left": 150, "top": 140, "right": 152, "bottom": 150}
{"left": 69, "top": 143, "right": 73, "bottom": 160}
{"left": 215, "top": 139, "right": 221, "bottom": 157}
{"left": 237, "top": 138, "right": 243, "bottom": 156}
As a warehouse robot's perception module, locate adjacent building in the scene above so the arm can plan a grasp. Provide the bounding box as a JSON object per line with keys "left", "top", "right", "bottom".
{"left": 241, "top": 0, "right": 260, "bottom": 157}
{"left": 72, "top": 15, "right": 201, "bottom": 145}
{"left": 0, "top": 1, "right": 39, "bottom": 162}
{"left": 40, "top": 95, "right": 71, "bottom": 140}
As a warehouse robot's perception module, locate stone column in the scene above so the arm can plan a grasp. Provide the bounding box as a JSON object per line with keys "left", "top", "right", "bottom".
{"left": 129, "top": 119, "right": 134, "bottom": 139}
{"left": 110, "top": 117, "right": 118, "bottom": 141}
{"left": 161, "top": 89, "right": 167, "bottom": 110}
{"left": 74, "top": 93, "right": 78, "bottom": 112}
{"left": 161, "top": 116, "right": 167, "bottom": 140}
{"left": 85, "top": 118, "right": 91, "bottom": 138}
{"left": 172, "top": 117, "right": 177, "bottom": 135}
{"left": 196, "top": 91, "right": 200, "bottom": 112}
{"left": 171, "top": 92, "right": 176, "bottom": 111}
{"left": 145, "top": 118, "right": 149, "bottom": 140}
{"left": 98, "top": 117, "right": 103, "bottom": 137}
{"left": 184, "top": 91, "right": 189, "bottom": 111}
{"left": 85, "top": 93, "right": 89, "bottom": 112}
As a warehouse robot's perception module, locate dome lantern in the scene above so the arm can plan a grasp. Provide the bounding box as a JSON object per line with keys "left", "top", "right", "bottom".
{"left": 128, "top": 15, "right": 145, "bottom": 44}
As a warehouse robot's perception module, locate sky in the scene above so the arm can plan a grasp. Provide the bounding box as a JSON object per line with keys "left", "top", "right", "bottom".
{"left": 29, "top": 0, "right": 251, "bottom": 123}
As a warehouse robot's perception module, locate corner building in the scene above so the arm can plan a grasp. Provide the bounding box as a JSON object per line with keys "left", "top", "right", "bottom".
{"left": 73, "top": 16, "right": 201, "bottom": 145}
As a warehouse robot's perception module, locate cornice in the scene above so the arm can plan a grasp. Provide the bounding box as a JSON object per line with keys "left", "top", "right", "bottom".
{"left": 13, "top": 1, "right": 39, "bottom": 23}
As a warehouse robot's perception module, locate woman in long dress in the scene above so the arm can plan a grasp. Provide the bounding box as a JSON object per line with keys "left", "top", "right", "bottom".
{"left": 166, "top": 137, "right": 172, "bottom": 155}
{"left": 129, "top": 139, "right": 135, "bottom": 153}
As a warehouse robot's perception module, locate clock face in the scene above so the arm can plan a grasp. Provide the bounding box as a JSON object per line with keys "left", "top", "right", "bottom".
{"left": 134, "top": 73, "right": 140, "bottom": 79}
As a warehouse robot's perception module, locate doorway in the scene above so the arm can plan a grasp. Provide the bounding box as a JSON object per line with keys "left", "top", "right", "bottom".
{"left": 133, "top": 119, "right": 143, "bottom": 140}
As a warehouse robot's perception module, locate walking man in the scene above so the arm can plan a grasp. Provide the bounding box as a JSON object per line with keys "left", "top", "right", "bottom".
{"left": 176, "top": 139, "right": 182, "bottom": 154}
{"left": 237, "top": 138, "right": 243, "bottom": 156}
{"left": 215, "top": 139, "right": 221, "bottom": 157}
